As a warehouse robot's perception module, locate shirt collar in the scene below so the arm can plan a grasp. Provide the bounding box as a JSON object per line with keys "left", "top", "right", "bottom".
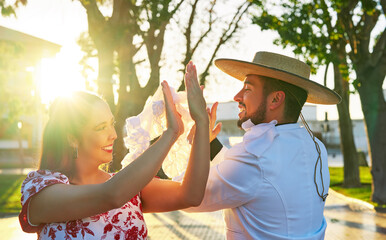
{"left": 241, "top": 119, "right": 278, "bottom": 131}
{"left": 241, "top": 119, "right": 301, "bottom": 132}
{"left": 242, "top": 119, "right": 279, "bottom": 157}
{"left": 275, "top": 122, "right": 301, "bottom": 131}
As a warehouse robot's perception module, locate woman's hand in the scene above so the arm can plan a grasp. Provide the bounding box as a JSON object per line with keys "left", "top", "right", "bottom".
{"left": 161, "top": 81, "right": 184, "bottom": 139}
{"left": 185, "top": 61, "right": 209, "bottom": 124}
{"left": 141, "top": 62, "right": 210, "bottom": 213}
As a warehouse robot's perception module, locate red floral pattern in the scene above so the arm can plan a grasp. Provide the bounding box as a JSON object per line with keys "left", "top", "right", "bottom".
{"left": 19, "top": 170, "right": 148, "bottom": 239}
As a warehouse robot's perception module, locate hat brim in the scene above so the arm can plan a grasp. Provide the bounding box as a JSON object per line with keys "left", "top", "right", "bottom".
{"left": 215, "top": 58, "right": 341, "bottom": 105}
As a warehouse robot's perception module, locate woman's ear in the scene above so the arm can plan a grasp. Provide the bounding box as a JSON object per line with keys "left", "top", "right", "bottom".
{"left": 269, "top": 91, "right": 286, "bottom": 110}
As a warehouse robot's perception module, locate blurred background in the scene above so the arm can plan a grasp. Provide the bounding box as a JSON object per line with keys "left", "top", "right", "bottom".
{"left": 0, "top": 0, "right": 385, "bottom": 239}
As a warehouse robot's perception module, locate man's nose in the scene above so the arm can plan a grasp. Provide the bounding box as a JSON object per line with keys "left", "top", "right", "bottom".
{"left": 234, "top": 89, "right": 243, "bottom": 102}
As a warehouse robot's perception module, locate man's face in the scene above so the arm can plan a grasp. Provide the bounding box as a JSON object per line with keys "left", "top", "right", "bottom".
{"left": 234, "top": 75, "right": 267, "bottom": 127}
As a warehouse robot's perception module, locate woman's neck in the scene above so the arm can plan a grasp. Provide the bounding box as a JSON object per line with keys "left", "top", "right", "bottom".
{"left": 70, "top": 157, "right": 109, "bottom": 185}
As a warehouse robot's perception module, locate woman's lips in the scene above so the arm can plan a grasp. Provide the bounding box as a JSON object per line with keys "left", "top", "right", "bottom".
{"left": 101, "top": 144, "right": 113, "bottom": 153}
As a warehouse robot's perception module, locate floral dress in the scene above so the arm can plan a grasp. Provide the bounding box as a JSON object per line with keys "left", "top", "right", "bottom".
{"left": 19, "top": 170, "right": 148, "bottom": 240}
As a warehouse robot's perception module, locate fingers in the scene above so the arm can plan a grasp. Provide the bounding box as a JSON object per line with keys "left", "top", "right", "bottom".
{"left": 213, "top": 122, "right": 222, "bottom": 135}
{"left": 210, "top": 102, "right": 218, "bottom": 123}
{"left": 187, "top": 124, "right": 196, "bottom": 144}
{"left": 185, "top": 61, "right": 200, "bottom": 92}
{"left": 207, "top": 102, "right": 218, "bottom": 127}
{"left": 211, "top": 122, "right": 222, "bottom": 141}
{"left": 161, "top": 80, "right": 176, "bottom": 111}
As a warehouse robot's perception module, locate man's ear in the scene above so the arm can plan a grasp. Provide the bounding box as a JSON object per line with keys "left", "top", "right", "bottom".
{"left": 268, "top": 91, "right": 285, "bottom": 110}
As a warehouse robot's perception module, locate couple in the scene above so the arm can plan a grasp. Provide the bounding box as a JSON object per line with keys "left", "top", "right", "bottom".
{"left": 19, "top": 52, "right": 340, "bottom": 239}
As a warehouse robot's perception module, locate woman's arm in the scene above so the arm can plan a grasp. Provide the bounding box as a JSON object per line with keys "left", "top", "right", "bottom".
{"left": 141, "top": 61, "right": 210, "bottom": 212}
{"left": 141, "top": 122, "right": 209, "bottom": 212}
{"left": 29, "top": 82, "right": 183, "bottom": 225}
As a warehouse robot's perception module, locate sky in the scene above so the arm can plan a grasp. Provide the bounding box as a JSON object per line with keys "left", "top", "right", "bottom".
{"left": 1, "top": 0, "right": 385, "bottom": 120}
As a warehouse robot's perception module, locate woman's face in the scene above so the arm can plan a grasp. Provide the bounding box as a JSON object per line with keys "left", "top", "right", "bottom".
{"left": 77, "top": 100, "right": 117, "bottom": 165}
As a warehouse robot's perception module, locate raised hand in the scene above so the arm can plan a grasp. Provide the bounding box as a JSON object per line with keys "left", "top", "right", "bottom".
{"left": 187, "top": 102, "right": 222, "bottom": 144}
{"left": 207, "top": 102, "right": 222, "bottom": 142}
{"left": 184, "top": 61, "right": 208, "bottom": 124}
{"left": 161, "top": 81, "right": 184, "bottom": 138}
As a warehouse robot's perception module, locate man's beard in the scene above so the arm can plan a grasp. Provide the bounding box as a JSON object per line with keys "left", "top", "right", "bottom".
{"left": 237, "top": 99, "right": 267, "bottom": 128}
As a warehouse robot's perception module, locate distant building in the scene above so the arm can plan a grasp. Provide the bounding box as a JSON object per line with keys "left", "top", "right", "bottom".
{"left": 0, "top": 26, "right": 61, "bottom": 155}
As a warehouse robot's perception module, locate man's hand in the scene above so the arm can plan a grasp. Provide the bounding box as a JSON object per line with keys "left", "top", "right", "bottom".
{"left": 187, "top": 102, "right": 222, "bottom": 144}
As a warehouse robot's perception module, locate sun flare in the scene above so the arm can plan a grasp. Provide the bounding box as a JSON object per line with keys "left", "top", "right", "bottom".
{"left": 39, "top": 48, "right": 86, "bottom": 105}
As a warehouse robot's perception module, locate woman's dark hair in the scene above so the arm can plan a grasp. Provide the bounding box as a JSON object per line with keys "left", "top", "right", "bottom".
{"left": 39, "top": 91, "right": 104, "bottom": 178}
{"left": 260, "top": 76, "right": 308, "bottom": 122}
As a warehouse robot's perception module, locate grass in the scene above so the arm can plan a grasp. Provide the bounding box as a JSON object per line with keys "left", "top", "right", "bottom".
{"left": 329, "top": 166, "right": 373, "bottom": 205}
{"left": 0, "top": 162, "right": 37, "bottom": 169}
{"left": 0, "top": 174, "right": 26, "bottom": 213}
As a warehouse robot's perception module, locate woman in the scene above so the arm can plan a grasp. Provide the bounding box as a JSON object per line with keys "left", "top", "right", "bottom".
{"left": 19, "top": 62, "right": 210, "bottom": 239}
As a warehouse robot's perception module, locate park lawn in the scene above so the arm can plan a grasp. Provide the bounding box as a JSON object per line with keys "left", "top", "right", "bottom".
{"left": 329, "top": 166, "right": 373, "bottom": 205}
{"left": 0, "top": 174, "right": 26, "bottom": 213}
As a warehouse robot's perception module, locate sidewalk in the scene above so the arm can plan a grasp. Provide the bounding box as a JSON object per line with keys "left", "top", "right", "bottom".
{"left": 324, "top": 190, "right": 386, "bottom": 239}
{"left": 1, "top": 190, "right": 385, "bottom": 239}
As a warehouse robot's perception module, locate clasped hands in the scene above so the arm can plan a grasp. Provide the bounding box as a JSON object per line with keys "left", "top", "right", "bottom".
{"left": 161, "top": 61, "right": 221, "bottom": 142}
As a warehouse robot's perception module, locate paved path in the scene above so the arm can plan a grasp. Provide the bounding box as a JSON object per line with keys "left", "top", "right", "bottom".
{"left": 1, "top": 190, "right": 385, "bottom": 239}
{"left": 324, "top": 190, "right": 386, "bottom": 240}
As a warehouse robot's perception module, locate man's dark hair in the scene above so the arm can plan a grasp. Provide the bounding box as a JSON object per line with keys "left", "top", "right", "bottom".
{"left": 260, "top": 76, "right": 308, "bottom": 122}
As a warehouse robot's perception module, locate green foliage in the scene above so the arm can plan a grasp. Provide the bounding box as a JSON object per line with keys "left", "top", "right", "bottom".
{"left": 0, "top": 174, "right": 26, "bottom": 213}
{"left": 252, "top": 0, "right": 335, "bottom": 71}
{"left": 0, "top": 41, "right": 37, "bottom": 138}
{"left": 0, "top": 0, "right": 27, "bottom": 17}
{"left": 252, "top": 0, "right": 382, "bottom": 79}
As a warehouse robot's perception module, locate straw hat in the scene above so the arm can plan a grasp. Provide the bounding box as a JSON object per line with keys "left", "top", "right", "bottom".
{"left": 214, "top": 51, "right": 341, "bottom": 105}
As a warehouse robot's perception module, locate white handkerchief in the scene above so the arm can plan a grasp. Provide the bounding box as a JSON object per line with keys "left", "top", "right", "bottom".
{"left": 122, "top": 85, "right": 195, "bottom": 178}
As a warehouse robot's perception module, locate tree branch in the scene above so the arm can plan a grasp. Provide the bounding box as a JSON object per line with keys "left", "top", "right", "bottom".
{"left": 338, "top": 0, "right": 360, "bottom": 59}
{"left": 191, "top": 0, "right": 217, "bottom": 54}
{"left": 199, "top": 1, "right": 251, "bottom": 85}
{"left": 371, "top": 29, "right": 386, "bottom": 66}
{"left": 169, "top": 0, "right": 186, "bottom": 17}
{"left": 184, "top": 0, "right": 200, "bottom": 60}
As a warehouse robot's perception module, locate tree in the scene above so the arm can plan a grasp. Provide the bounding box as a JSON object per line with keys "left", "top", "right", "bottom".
{"left": 0, "top": 0, "right": 26, "bottom": 16}
{"left": 252, "top": 0, "right": 361, "bottom": 187}
{"left": 177, "top": 0, "right": 252, "bottom": 90}
{"left": 252, "top": 0, "right": 386, "bottom": 208}
{"left": 340, "top": 0, "right": 386, "bottom": 209}
{"left": 77, "top": 0, "right": 251, "bottom": 171}
{"left": 78, "top": 0, "right": 186, "bottom": 171}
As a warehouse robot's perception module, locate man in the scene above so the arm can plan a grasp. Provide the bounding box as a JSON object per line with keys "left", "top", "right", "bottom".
{"left": 184, "top": 52, "right": 341, "bottom": 239}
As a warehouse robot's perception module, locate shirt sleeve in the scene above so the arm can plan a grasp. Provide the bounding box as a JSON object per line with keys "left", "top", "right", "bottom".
{"left": 184, "top": 155, "right": 260, "bottom": 212}
{"left": 210, "top": 138, "right": 223, "bottom": 161}
{"left": 19, "top": 170, "right": 69, "bottom": 233}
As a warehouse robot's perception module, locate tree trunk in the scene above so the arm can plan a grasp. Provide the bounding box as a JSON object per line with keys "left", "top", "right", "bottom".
{"left": 96, "top": 48, "right": 115, "bottom": 111}
{"left": 333, "top": 63, "right": 361, "bottom": 187}
{"left": 356, "top": 70, "right": 386, "bottom": 208}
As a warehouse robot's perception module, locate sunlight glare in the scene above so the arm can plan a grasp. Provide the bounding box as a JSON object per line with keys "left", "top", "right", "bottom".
{"left": 39, "top": 49, "right": 86, "bottom": 105}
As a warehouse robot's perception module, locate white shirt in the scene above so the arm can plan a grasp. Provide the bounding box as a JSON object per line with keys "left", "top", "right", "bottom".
{"left": 184, "top": 120, "right": 329, "bottom": 240}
